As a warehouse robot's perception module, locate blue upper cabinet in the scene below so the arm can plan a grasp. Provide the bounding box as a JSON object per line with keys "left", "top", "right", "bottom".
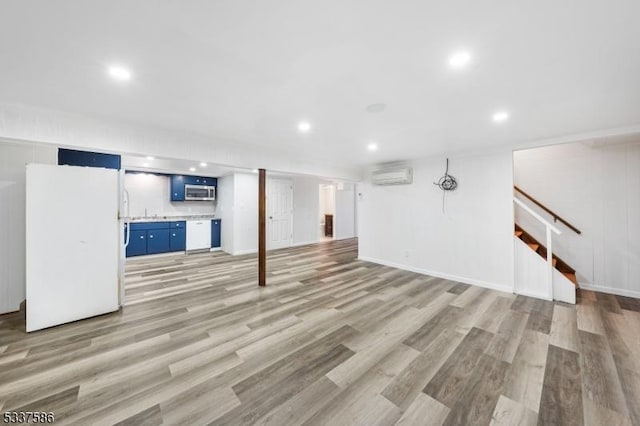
{"left": 170, "top": 175, "right": 217, "bottom": 202}
{"left": 58, "top": 148, "right": 121, "bottom": 170}
{"left": 170, "top": 175, "right": 186, "bottom": 201}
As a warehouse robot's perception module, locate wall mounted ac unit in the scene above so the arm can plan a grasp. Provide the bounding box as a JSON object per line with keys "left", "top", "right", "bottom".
{"left": 371, "top": 167, "right": 413, "bottom": 185}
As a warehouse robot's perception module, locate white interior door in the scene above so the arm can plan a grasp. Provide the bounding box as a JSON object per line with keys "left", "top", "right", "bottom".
{"left": 26, "top": 164, "right": 120, "bottom": 332}
{"left": 267, "top": 178, "right": 293, "bottom": 250}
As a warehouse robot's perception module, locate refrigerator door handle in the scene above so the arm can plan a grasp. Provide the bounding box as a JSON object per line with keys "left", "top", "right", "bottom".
{"left": 123, "top": 188, "right": 131, "bottom": 248}
{"left": 124, "top": 222, "right": 131, "bottom": 248}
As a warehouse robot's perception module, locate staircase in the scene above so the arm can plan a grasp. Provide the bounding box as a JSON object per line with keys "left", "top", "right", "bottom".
{"left": 514, "top": 224, "right": 579, "bottom": 288}
{"left": 513, "top": 186, "right": 582, "bottom": 304}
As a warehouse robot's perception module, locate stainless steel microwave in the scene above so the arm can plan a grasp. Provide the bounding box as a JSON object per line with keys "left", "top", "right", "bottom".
{"left": 185, "top": 184, "right": 215, "bottom": 201}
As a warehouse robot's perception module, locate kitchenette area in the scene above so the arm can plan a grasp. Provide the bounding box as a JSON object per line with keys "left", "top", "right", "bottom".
{"left": 124, "top": 172, "right": 222, "bottom": 258}
{"left": 2, "top": 142, "right": 356, "bottom": 330}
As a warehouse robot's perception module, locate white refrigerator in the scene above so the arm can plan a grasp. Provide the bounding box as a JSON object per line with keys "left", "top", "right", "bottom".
{"left": 25, "top": 163, "right": 124, "bottom": 332}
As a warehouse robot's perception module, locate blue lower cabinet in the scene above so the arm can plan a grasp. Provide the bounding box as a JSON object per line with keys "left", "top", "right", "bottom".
{"left": 147, "top": 229, "right": 171, "bottom": 254}
{"left": 170, "top": 228, "right": 186, "bottom": 251}
{"left": 211, "top": 219, "right": 221, "bottom": 248}
{"left": 127, "top": 230, "right": 147, "bottom": 257}
{"left": 124, "top": 220, "right": 196, "bottom": 256}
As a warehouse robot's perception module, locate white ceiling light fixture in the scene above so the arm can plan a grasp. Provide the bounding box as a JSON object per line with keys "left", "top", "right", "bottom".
{"left": 146, "top": 156, "right": 154, "bottom": 161}
{"left": 142, "top": 162, "right": 149, "bottom": 167}
{"left": 107, "top": 65, "right": 132, "bottom": 81}
{"left": 200, "top": 162, "right": 207, "bottom": 167}
{"left": 297, "top": 121, "right": 311, "bottom": 133}
{"left": 366, "top": 103, "right": 387, "bottom": 113}
{"left": 492, "top": 111, "right": 510, "bottom": 123}
{"left": 449, "top": 51, "right": 471, "bottom": 69}
{"left": 367, "top": 142, "right": 378, "bottom": 151}
{"left": 189, "top": 167, "right": 196, "bottom": 172}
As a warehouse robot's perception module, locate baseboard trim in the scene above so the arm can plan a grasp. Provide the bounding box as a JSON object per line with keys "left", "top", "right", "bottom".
{"left": 358, "top": 256, "right": 514, "bottom": 295}
{"left": 579, "top": 284, "right": 640, "bottom": 299}
{"left": 232, "top": 249, "right": 257, "bottom": 256}
{"left": 127, "top": 251, "right": 185, "bottom": 260}
{"left": 515, "top": 290, "right": 552, "bottom": 301}
{"left": 292, "top": 240, "right": 320, "bottom": 248}
{"left": 232, "top": 241, "right": 324, "bottom": 255}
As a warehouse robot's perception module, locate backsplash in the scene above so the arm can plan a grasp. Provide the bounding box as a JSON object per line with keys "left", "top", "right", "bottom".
{"left": 125, "top": 173, "right": 215, "bottom": 218}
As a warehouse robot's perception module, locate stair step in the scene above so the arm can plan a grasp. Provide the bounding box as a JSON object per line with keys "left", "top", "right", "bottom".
{"left": 527, "top": 243, "right": 539, "bottom": 251}
{"left": 563, "top": 272, "right": 578, "bottom": 286}
{"left": 553, "top": 258, "right": 557, "bottom": 267}
{"left": 514, "top": 231, "right": 523, "bottom": 237}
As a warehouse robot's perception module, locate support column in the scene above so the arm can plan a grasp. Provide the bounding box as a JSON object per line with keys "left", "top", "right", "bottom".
{"left": 258, "top": 168, "right": 266, "bottom": 286}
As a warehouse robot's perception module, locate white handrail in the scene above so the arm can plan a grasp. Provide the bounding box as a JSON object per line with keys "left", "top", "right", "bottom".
{"left": 514, "top": 196, "right": 561, "bottom": 300}
{"left": 514, "top": 197, "right": 562, "bottom": 235}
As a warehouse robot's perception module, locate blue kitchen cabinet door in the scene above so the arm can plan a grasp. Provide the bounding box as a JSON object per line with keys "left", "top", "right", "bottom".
{"left": 170, "top": 228, "right": 186, "bottom": 251}
{"left": 58, "top": 148, "right": 121, "bottom": 170}
{"left": 170, "top": 175, "right": 185, "bottom": 201}
{"left": 183, "top": 175, "right": 199, "bottom": 185}
{"left": 200, "top": 177, "right": 217, "bottom": 186}
{"left": 147, "top": 229, "right": 171, "bottom": 254}
{"left": 211, "top": 219, "right": 221, "bottom": 248}
{"left": 127, "top": 230, "right": 147, "bottom": 257}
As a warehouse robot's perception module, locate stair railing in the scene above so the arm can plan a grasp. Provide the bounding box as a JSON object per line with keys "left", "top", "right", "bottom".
{"left": 513, "top": 197, "right": 562, "bottom": 299}
{"left": 514, "top": 186, "right": 581, "bottom": 234}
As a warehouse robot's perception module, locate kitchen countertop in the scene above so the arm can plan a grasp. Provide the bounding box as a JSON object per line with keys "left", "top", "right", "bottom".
{"left": 123, "top": 214, "right": 218, "bottom": 223}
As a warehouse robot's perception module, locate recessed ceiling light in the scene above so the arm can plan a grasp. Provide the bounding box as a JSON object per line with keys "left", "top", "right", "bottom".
{"left": 200, "top": 162, "right": 207, "bottom": 167}
{"left": 142, "top": 162, "right": 149, "bottom": 167}
{"left": 366, "top": 103, "right": 386, "bottom": 113}
{"left": 297, "top": 121, "right": 311, "bottom": 133}
{"left": 492, "top": 111, "right": 510, "bottom": 123}
{"left": 189, "top": 167, "right": 196, "bottom": 172}
{"left": 449, "top": 51, "right": 471, "bottom": 69}
{"left": 367, "top": 143, "right": 378, "bottom": 151}
{"left": 146, "top": 156, "right": 154, "bottom": 161}
{"left": 108, "top": 65, "right": 132, "bottom": 81}
{"left": 252, "top": 169, "right": 258, "bottom": 173}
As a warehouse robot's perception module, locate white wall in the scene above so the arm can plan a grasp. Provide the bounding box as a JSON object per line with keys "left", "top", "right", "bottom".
{"left": 358, "top": 151, "right": 515, "bottom": 292}
{"left": 319, "top": 185, "right": 336, "bottom": 216}
{"left": 335, "top": 183, "right": 356, "bottom": 240}
{"left": 232, "top": 173, "right": 259, "bottom": 255}
{"left": 514, "top": 139, "right": 640, "bottom": 297}
{"left": 124, "top": 173, "right": 215, "bottom": 217}
{"left": 293, "top": 176, "right": 320, "bottom": 246}
{"left": 0, "top": 139, "right": 56, "bottom": 314}
{"left": 216, "top": 175, "right": 235, "bottom": 254}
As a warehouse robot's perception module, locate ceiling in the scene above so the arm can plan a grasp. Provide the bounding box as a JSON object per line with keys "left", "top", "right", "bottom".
{"left": 1, "top": 0, "right": 639, "bottom": 168}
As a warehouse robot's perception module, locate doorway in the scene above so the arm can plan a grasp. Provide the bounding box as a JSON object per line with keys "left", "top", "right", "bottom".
{"left": 267, "top": 178, "right": 293, "bottom": 250}
{"left": 319, "top": 184, "right": 336, "bottom": 242}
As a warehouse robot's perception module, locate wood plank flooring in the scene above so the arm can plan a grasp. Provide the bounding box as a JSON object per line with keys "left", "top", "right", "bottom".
{"left": 1, "top": 238, "right": 639, "bottom": 425}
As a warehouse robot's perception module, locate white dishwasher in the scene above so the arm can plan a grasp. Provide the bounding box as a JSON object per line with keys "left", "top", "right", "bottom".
{"left": 186, "top": 220, "right": 212, "bottom": 251}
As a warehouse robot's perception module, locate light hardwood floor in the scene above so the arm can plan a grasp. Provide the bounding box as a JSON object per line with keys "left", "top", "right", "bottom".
{"left": 1, "top": 238, "right": 639, "bottom": 425}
